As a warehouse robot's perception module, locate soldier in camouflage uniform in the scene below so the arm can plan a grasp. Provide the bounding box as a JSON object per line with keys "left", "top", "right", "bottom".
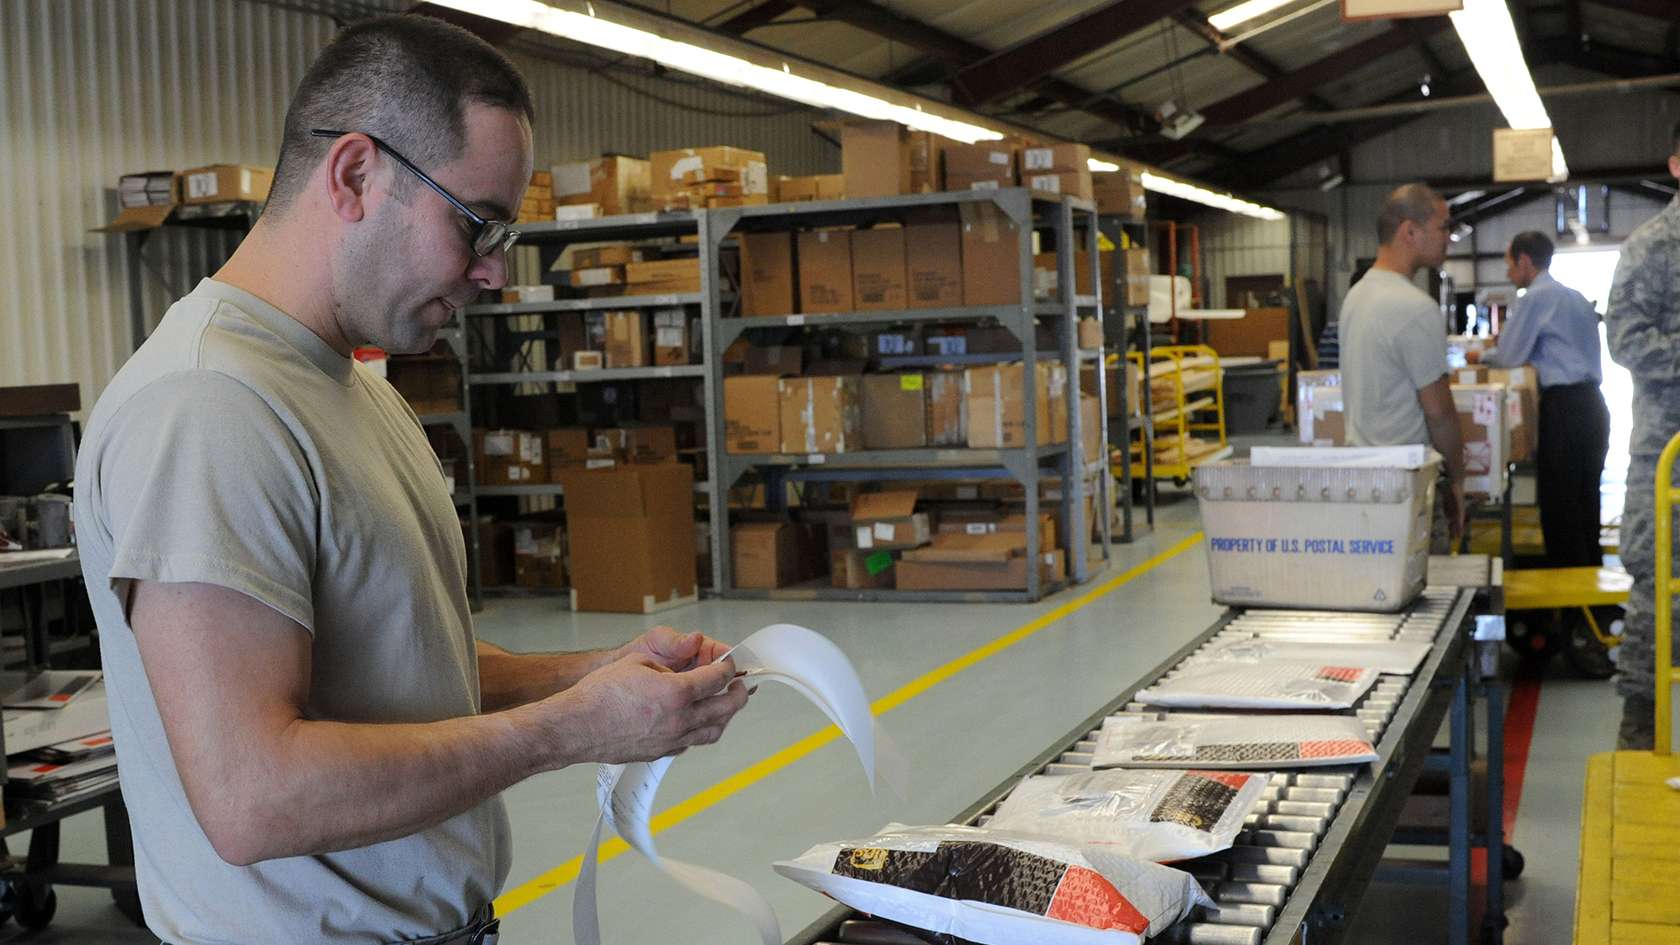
{"left": 1604, "top": 122, "right": 1680, "bottom": 749}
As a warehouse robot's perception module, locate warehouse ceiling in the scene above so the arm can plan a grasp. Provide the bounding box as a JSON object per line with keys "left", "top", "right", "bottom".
{"left": 253, "top": 0, "right": 1680, "bottom": 193}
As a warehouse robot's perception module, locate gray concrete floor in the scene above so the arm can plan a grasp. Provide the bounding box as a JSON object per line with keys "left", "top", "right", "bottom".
{"left": 1, "top": 447, "right": 1624, "bottom": 944}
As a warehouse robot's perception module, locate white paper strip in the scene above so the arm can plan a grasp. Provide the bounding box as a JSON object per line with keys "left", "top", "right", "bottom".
{"left": 574, "top": 624, "right": 906, "bottom": 945}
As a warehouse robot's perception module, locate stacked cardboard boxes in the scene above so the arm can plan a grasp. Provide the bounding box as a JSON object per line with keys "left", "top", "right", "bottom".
{"left": 774, "top": 174, "right": 845, "bottom": 202}
{"left": 798, "top": 230, "right": 853, "bottom": 312}
{"left": 564, "top": 463, "right": 696, "bottom": 612}
{"left": 1020, "top": 144, "right": 1093, "bottom": 202}
{"left": 778, "top": 375, "right": 863, "bottom": 453}
{"left": 852, "top": 228, "right": 908, "bottom": 311}
{"left": 474, "top": 429, "right": 546, "bottom": 485}
{"left": 1093, "top": 165, "right": 1147, "bottom": 220}
{"left": 649, "top": 146, "right": 768, "bottom": 210}
{"left": 964, "top": 362, "right": 1067, "bottom": 448}
{"left": 180, "top": 163, "right": 273, "bottom": 205}
{"left": 740, "top": 232, "right": 796, "bottom": 316}
{"left": 944, "top": 141, "right": 1017, "bottom": 191}
{"left": 513, "top": 520, "right": 566, "bottom": 588}
{"left": 518, "top": 170, "right": 556, "bottom": 224}
{"left": 551, "top": 156, "right": 654, "bottom": 217}
{"left": 625, "top": 257, "right": 702, "bottom": 295}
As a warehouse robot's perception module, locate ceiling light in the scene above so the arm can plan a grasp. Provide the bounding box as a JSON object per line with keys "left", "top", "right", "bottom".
{"left": 1088, "top": 159, "right": 1121, "bottom": 172}
{"left": 1208, "top": 0, "right": 1300, "bottom": 32}
{"left": 1449, "top": 0, "right": 1569, "bottom": 180}
{"left": 423, "top": 0, "right": 1004, "bottom": 142}
{"left": 1140, "top": 171, "right": 1286, "bottom": 221}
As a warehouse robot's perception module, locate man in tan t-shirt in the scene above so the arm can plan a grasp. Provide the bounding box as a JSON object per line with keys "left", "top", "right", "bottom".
{"left": 73, "top": 16, "right": 748, "bottom": 945}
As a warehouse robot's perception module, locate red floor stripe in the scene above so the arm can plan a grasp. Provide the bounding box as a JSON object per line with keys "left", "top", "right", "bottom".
{"left": 1472, "top": 666, "right": 1545, "bottom": 885}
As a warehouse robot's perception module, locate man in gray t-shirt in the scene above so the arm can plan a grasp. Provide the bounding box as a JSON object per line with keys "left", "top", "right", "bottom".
{"left": 1337, "top": 183, "right": 1466, "bottom": 543}
{"left": 74, "top": 18, "right": 747, "bottom": 944}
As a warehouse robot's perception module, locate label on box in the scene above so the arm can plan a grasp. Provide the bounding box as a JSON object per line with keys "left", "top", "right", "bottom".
{"left": 807, "top": 454, "right": 825, "bottom": 464}
{"left": 485, "top": 432, "right": 514, "bottom": 456}
{"left": 516, "top": 529, "right": 538, "bottom": 555}
{"left": 899, "top": 374, "right": 924, "bottom": 391}
{"left": 989, "top": 151, "right": 1009, "bottom": 166}
{"left": 443, "top": 474, "right": 456, "bottom": 494}
{"left": 873, "top": 523, "right": 895, "bottom": 542}
{"left": 240, "top": 168, "right": 254, "bottom": 195}
{"left": 1029, "top": 174, "right": 1062, "bottom": 193}
{"left": 186, "top": 171, "right": 217, "bottom": 198}
{"left": 787, "top": 315, "right": 805, "bottom": 326}
{"left": 509, "top": 466, "right": 529, "bottom": 482}
{"left": 964, "top": 523, "right": 993, "bottom": 535}
{"left": 855, "top": 527, "right": 874, "bottom": 549}
{"left": 1472, "top": 393, "right": 1498, "bottom": 426}
{"left": 956, "top": 486, "right": 979, "bottom": 500}
{"left": 865, "top": 551, "right": 893, "bottom": 575}
{"left": 586, "top": 458, "right": 616, "bottom": 470}
{"left": 969, "top": 180, "right": 1000, "bottom": 191}
{"left": 1023, "top": 148, "right": 1052, "bottom": 170}
{"left": 656, "top": 327, "right": 684, "bottom": 347}
{"left": 743, "top": 162, "right": 768, "bottom": 196}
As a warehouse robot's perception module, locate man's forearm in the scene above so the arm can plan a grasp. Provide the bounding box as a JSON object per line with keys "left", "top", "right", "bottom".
{"left": 476, "top": 640, "right": 619, "bottom": 711}
{"left": 1425, "top": 409, "right": 1466, "bottom": 484}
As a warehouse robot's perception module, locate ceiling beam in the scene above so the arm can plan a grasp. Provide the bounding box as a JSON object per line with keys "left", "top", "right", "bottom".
{"left": 1551, "top": 37, "right": 1680, "bottom": 76}
{"left": 1172, "top": 8, "right": 1337, "bottom": 114}
{"left": 1587, "top": 0, "right": 1680, "bottom": 22}
{"left": 1200, "top": 18, "right": 1448, "bottom": 126}
{"left": 716, "top": 0, "right": 799, "bottom": 34}
{"left": 949, "top": 0, "right": 1202, "bottom": 107}
{"left": 1208, "top": 72, "right": 1482, "bottom": 190}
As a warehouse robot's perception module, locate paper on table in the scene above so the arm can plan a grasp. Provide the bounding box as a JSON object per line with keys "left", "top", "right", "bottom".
{"left": 574, "top": 624, "right": 907, "bottom": 945}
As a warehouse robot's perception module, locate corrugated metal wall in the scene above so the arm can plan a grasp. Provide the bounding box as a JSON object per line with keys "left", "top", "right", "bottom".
{"left": 1192, "top": 212, "right": 1328, "bottom": 313}
{"left": 0, "top": 0, "right": 834, "bottom": 415}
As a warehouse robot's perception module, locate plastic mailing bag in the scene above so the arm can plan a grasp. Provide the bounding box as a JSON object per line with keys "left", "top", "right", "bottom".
{"left": 776, "top": 824, "right": 1210, "bottom": 945}
{"left": 1092, "top": 714, "right": 1378, "bottom": 769}
{"left": 986, "top": 769, "right": 1267, "bottom": 862}
{"left": 1134, "top": 661, "right": 1379, "bottom": 709}
{"left": 1199, "top": 639, "right": 1430, "bottom": 675}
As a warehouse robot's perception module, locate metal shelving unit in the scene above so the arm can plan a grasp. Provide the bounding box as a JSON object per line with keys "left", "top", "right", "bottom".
{"left": 1098, "top": 213, "right": 1154, "bottom": 539}
{"left": 462, "top": 210, "right": 727, "bottom": 594}
{"left": 706, "top": 188, "right": 1109, "bottom": 603}
{"left": 406, "top": 320, "right": 482, "bottom": 608}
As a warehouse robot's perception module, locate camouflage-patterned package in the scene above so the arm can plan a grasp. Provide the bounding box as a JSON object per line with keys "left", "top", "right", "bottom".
{"left": 1092, "top": 714, "right": 1377, "bottom": 770}
{"left": 1133, "top": 661, "right": 1379, "bottom": 709}
{"left": 775, "top": 823, "right": 1210, "bottom": 944}
{"left": 986, "top": 769, "right": 1266, "bottom": 862}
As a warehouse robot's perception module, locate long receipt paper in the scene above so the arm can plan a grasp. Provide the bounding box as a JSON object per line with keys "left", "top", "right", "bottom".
{"left": 575, "top": 623, "right": 908, "bottom": 945}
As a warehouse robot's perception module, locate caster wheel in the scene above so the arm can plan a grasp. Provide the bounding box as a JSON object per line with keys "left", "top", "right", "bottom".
{"left": 15, "top": 886, "right": 56, "bottom": 931}
{"left": 1504, "top": 612, "right": 1559, "bottom": 665}
{"left": 1501, "top": 844, "right": 1525, "bottom": 880}
{"left": 1562, "top": 609, "right": 1617, "bottom": 680}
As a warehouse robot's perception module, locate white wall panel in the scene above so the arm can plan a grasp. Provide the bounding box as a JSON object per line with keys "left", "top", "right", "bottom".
{"left": 0, "top": 0, "right": 832, "bottom": 416}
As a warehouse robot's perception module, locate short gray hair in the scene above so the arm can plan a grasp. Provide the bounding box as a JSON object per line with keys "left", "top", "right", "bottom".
{"left": 266, "top": 14, "right": 533, "bottom": 215}
{"left": 1377, "top": 183, "right": 1442, "bottom": 245}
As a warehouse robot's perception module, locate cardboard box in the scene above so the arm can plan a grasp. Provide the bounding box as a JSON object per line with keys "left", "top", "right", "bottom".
{"left": 959, "top": 203, "right": 1024, "bottom": 306}
{"left": 1081, "top": 361, "right": 1140, "bottom": 418}
{"left": 725, "top": 375, "right": 782, "bottom": 453}
{"left": 740, "top": 232, "right": 796, "bottom": 316}
{"left": 604, "top": 311, "right": 649, "bottom": 369}
{"left": 1078, "top": 318, "right": 1103, "bottom": 350}
{"left": 513, "top": 521, "right": 566, "bottom": 588}
{"left": 778, "top": 375, "right": 863, "bottom": 454}
{"left": 1020, "top": 143, "right": 1091, "bottom": 174}
{"left": 650, "top": 146, "right": 767, "bottom": 200}
{"left": 1093, "top": 167, "right": 1147, "bottom": 219}
{"left": 474, "top": 428, "right": 545, "bottom": 485}
{"left": 965, "top": 362, "right": 1063, "bottom": 448}
{"left": 1453, "top": 383, "right": 1509, "bottom": 496}
{"left": 907, "top": 132, "right": 945, "bottom": 193}
{"left": 851, "top": 227, "right": 908, "bottom": 311}
{"left": 569, "top": 266, "right": 624, "bottom": 289}
{"left": 571, "top": 245, "right": 643, "bottom": 269}
{"left": 386, "top": 355, "right": 460, "bottom": 413}
{"left": 797, "top": 230, "right": 854, "bottom": 313}
{"left": 1206, "top": 307, "right": 1290, "bottom": 359}
{"left": 1025, "top": 171, "right": 1094, "bottom": 202}
{"left": 943, "top": 142, "right": 1016, "bottom": 186}
{"left": 180, "top": 163, "right": 273, "bottom": 205}
{"left": 545, "top": 428, "right": 592, "bottom": 480}
{"left": 925, "top": 370, "right": 967, "bottom": 447}
{"left": 851, "top": 491, "right": 932, "bottom": 550}
{"left": 895, "top": 549, "right": 1065, "bottom": 591}
{"left": 743, "top": 344, "right": 803, "bottom": 376}
{"left": 1492, "top": 366, "right": 1538, "bottom": 462}
{"left": 906, "top": 222, "right": 963, "bottom": 309}
{"left": 653, "top": 308, "right": 690, "bottom": 366}
{"left": 625, "top": 258, "right": 701, "bottom": 293}
{"left": 862, "top": 374, "right": 928, "bottom": 449}
{"left": 563, "top": 464, "right": 696, "bottom": 613}
{"left": 572, "top": 350, "right": 605, "bottom": 372}
{"left": 1296, "top": 370, "right": 1344, "bottom": 446}
{"left": 732, "top": 521, "right": 801, "bottom": 589}
{"left": 1080, "top": 393, "right": 1102, "bottom": 463}
{"left": 842, "top": 120, "right": 912, "bottom": 198}
{"left": 831, "top": 548, "right": 896, "bottom": 589}
{"left": 775, "top": 174, "right": 845, "bottom": 202}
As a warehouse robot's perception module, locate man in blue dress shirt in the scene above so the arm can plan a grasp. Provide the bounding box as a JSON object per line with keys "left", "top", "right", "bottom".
{"left": 1472, "top": 231, "right": 1609, "bottom": 568}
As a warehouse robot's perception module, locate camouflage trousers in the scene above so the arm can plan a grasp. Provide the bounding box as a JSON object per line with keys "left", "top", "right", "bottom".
{"left": 1616, "top": 455, "right": 1680, "bottom": 700}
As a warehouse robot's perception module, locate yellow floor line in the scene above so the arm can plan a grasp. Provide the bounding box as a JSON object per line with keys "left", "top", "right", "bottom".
{"left": 494, "top": 530, "right": 1206, "bottom": 915}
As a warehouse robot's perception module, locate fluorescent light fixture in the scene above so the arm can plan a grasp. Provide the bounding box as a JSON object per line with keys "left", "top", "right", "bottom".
{"left": 424, "top": 0, "right": 1004, "bottom": 142}
{"left": 1140, "top": 171, "right": 1286, "bottom": 221}
{"left": 1449, "top": 0, "right": 1568, "bottom": 180}
{"left": 1208, "top": 0, "right": 1300, "bottom": 32}
{"left": 1088, "top": 158, "right": 1121, "bottom": 172}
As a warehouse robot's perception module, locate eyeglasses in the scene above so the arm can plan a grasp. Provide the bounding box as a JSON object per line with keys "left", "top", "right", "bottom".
{"left": 309, "top": 129, "right": 520, "bottom": 257}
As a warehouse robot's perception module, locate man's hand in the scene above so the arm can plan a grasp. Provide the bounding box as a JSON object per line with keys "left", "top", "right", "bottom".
{"left": 545, "top": 654, "right": 748, "bottom": 765}
{"left": 618, "top": 626, "right": 732, "bottom": 672}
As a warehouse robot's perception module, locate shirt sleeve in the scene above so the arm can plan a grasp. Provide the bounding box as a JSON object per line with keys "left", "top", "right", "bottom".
{"left": 1394, "top": 301, "right": 1450, "bottom": 391}
{"left": 1606, "top": 227, "right": 1680, "bottom": 382}
{"left": 1484, "top": 289, "right": 1546, "bottom": 369}
{"left": 98, "top": 370, "right": 319, "bottom": 633}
